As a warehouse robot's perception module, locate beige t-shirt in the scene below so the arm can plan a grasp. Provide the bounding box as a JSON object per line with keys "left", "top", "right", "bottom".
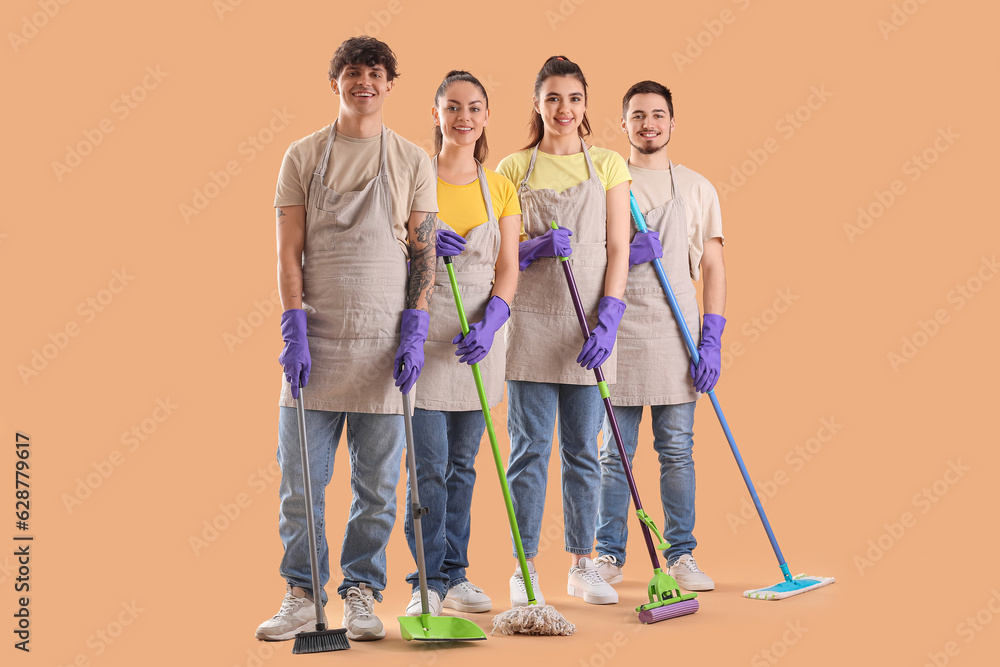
{"left": 628, "top": 163, "right": 724, "bottom": 281}
{"left": 274, "top": 124, "right": 437, "bottom": 255}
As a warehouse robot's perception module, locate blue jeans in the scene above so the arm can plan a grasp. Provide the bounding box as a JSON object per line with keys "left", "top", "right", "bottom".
{"left": 276, "top": 407, "right": 404, "bottom": 603}
{"left": 506, "top": 381, "right": 605, "bottom": 557}
{"left": 403, "top": 408, "right": 485, "bottom": 598}
{"left": 596, "top": 402, "right": 697, "bottom": 566}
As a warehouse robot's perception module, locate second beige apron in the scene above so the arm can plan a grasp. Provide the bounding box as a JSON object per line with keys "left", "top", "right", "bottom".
{"left": 505, "top": 138, "right": 615, "bottom": 385}
{"left": 415, "top": 159, "right": 504, "bottom": 411}
{"left": 610, "top": 161, "right": 701, "bottom": 407}
{"left": 279, "top": 121, "right": 408, "bottom": 414}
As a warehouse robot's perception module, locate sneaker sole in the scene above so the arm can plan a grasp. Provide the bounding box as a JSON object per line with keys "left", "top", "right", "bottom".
{"left": 567, "top": 584, "right": 618, "bottom": 605}
{"left": 254, "top": 619, "right": 317, "bottom": 642}
{"left": 341, "top": 617, "right": 385, "bottom": 641}
{"left": 675, "top": 580, "right": 715, "bottom": 591}
{"left": 670, "top": 574, "right": 715, "bottom": 592}
{"left": 443, "top": 598, "right": 492, "bottom": 613}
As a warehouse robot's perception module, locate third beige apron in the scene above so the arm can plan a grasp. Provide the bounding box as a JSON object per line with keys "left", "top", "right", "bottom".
{"left": 610, "top": 161, "right": 701, "bottom": 406}
{"left": 505, "top": 138, "right": 615, "bottom": 385}
{"left": 415, "top": 159, "right": 505, "bottom": 411}
{"left": 279, "top": 121, "right": 408, "bottom": 414}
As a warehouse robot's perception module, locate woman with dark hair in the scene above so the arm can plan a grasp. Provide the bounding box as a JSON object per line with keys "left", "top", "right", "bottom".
{"left": 404, "top": 70, "right": 521, "bottom": 617}
{"left": 496, "top": 55, "right": 631, "bottom": 607}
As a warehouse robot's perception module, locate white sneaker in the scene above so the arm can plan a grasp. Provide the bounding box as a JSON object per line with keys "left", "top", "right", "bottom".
{"left": 668, "top": 554, "right": 715, "bottom": 591}
{"left": 405, "top": 589, "right": 443, "bottom": 617}
{"left": 444, "top": 581, "right": 492, "bottom": 613}
{"left": 594, "top": 554, "right": 623, "bottom": 584}
{"left": 341, "top": 583, "right": 384, "bottom": 640}
{"left": 567, "top": 557, "right": 619, "bottom": 604}
{"left": 509, "top": 562, "right": 545, "bottom": 606}
{"left": 255, "top": 585, "right": 317, "bottom": 641}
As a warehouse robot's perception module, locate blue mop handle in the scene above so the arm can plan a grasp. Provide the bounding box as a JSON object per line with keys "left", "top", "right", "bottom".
{"left": 629, "top": 192, "right": 792, "bottom": 581}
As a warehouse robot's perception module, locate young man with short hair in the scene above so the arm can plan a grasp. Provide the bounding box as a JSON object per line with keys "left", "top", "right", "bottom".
{"left": 594, "top": 80, "right": 726, "bottom": 591}
{"left": 255, "top": 35, "right": 437, "bottom": 642}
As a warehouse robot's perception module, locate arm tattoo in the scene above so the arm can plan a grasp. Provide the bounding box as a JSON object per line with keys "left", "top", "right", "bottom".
{"left": 276, "top": 208, "right": 287, "bottom": 225}
{"left": 406, "top": 212, "right": 437, "bottom": 310}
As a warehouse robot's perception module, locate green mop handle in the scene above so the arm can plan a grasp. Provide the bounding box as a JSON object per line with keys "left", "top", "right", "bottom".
{"left": 443, "top": 256, "right": 539, "bottom": 605}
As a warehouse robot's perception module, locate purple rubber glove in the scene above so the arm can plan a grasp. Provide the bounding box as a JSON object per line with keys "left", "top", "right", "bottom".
{"left": 629, "top": 231, "right": 663, "bottom": 267}
{"left": 452, "top": 295, "right": 510, "bottom": 365}
{"left": 278, "top": 309, "right": 311, "bottom": 399}
{"left": 436, "top": 229, "right": 466, "bottom": 257}
{"left": 690, "top": 313, "right": 726, "bottom": 393}
{"left": 577, "top": 296, "right": 627, "bottom": 370}
{"left": 393, "top": 309, "right": 430, "bottom": 394}
{"left": 518, "top": 225, "right": 573, "bottom": 271}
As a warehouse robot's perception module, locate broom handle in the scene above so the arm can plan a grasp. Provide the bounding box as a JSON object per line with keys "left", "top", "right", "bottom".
{"left": 549, "top": 223, "right": 661, "bottom": 570}
{"left": 296, "top": 390, "right": 328, "bottom": 631}
{"left": 401, "top": 390, "right": 433, "bottom": 616}
{"left": 629, "top": 193, "right": 791, "bottom": 580}
{"left": 443, "top": 257, "right": 539, "bottom": 604}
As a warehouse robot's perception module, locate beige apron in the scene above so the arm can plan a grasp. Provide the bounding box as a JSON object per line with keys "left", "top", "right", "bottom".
{"left": 505, "top": 138, "right": 615, "bottom": 385}
{"left": 610, "top": 162, "right": 701, "bottom": 407}
{"left": 279, "top": 121, "right": 408, "bottom": 414}
{"left": 415, "top": 159, "right": 504, "bottom": 411}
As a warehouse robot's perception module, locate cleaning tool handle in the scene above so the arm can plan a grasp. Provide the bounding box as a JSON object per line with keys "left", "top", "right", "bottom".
{"left": 635, "top": 509, "right": 670, "bottom": 550}
{"left": 629, "top": 192, "right": 790, "bottom": 578}
{"left": 296, "top": 390, "right": 328, "bottom": 631}
{"left": 551, "top": 222, "right": 661, "bottom": 569}
{"left": 444, "top": 261, "right": 538, "bottom": 604}
{"left": 401, "top": 387, "right": 433, "bottom": 616}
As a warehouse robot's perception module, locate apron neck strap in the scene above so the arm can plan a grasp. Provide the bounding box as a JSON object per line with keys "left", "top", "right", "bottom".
{"left": 522, "top": 136, "right": 597, "bottom": 188}
{"left": 432, "top": 156, "right": 497, "bottom": 224}
{"left": 317, "top": 119, "right": 387, "bottom": 180}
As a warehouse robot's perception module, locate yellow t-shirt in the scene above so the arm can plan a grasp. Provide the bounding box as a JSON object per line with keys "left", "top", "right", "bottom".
{"left": 274, "top": 125, "right": 437, "bottom": 255}
{"left": 628, "top": 163, "right": 724, "bottom": 282}
{"left": 496, "top": 145, "right": 631, "bottom": 195}
{"left": 436, "top": 167, "right": 520, "bottom": 237}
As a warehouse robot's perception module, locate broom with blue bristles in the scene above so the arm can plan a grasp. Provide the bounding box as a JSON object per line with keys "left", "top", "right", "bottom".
{"left": 629, "top": 192, "right": 834, "bottom": 601}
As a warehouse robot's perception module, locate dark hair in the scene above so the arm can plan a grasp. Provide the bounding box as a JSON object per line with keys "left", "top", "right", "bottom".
{"left": 328, "top": 36, "right": 399, "bottom": 81}
{"left": 524, "top": 55, "right": 592, "bottom": 149}
{"left": 433, "top": 70, "right": 489, "bottom": 163}
{"left": 622, "top": 80, "right": 673, "bottom": 119}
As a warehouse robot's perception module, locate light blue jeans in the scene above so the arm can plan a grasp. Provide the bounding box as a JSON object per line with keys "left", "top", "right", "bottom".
{"left": 403, "top": 408, "right": 485, "bottom": 599}
{"left": 596, "top": 402, "right": 697, "bottom": 566}
{"left": 506, "top": 380, "right": 605, "bottom": 557}
{"left": 276, "top": 407, "right": 404, "bottom": 603}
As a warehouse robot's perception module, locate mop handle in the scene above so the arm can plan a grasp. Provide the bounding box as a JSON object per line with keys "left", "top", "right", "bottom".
{"left": 550, "top": 223, "right": 662, "bottom": 569}
{"left": 629, "top": 193, "right": 790, "bottom": 577}
{"left": 443, "top": 257, "right": 539, "bottom": 604}
{"left": 296, "top": 390, "right": 328, "bottom": 631}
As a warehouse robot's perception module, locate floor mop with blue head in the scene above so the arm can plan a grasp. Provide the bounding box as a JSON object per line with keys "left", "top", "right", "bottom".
{"left": 629, "top": 193, "right": 834, "bottom": 600}
{"left": 550, "top": 223, "right": 699, "bottom": 623}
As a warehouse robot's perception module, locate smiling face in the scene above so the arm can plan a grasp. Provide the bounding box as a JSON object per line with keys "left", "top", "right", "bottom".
{"left": 332, "top": 63, "right": 392, "bottom": 117}
{"left": 624, "top": 92, "right": 674, "bottom": 155}
{"left": 534, "top": 75, "right": 586, "bottom": 138}
{"left": 433, "top": 80, "right": 489, "bottom": 149}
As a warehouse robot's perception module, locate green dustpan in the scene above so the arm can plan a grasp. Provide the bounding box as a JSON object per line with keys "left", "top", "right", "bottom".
{"left": 398, "top": 613, "right": 487, "bottom": 642}
{"left": 397, "top": 389, "right": 486, "bottom": 642}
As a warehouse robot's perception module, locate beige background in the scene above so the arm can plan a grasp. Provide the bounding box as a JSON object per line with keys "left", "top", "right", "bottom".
{"left": 3, "top": 1, "right": 999, "bottom": 665}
